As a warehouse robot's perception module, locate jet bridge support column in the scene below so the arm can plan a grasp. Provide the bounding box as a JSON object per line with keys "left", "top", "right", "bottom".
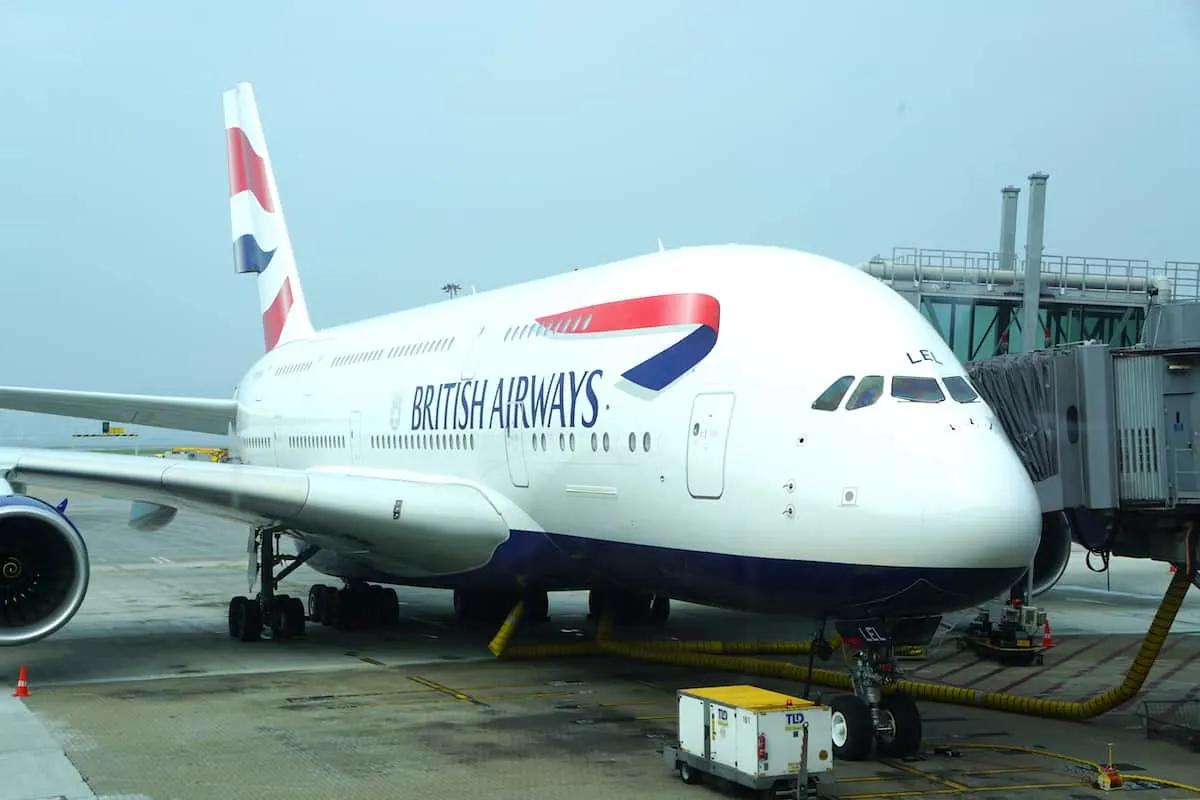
{"left": 1021, "top": 173, "right": 1049, "bottom": 354}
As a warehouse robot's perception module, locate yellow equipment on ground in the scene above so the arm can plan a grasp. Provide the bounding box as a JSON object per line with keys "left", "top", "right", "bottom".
{"left": 664, "top": 685, "right": 833, "bottom": 798}
{"left": 154, "top": 447, "right": 230, "bottom": 462}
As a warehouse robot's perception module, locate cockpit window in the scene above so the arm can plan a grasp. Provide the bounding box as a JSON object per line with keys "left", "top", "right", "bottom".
{"left": 943, "top": 375, "right": 980, "bottom": 403}
{"left": 845, "top": 375, "right": 884, "bottom": 410}
{"left": 892, "top": 376, "right": 945, "bottom": 403}
{"left": 812, "top": 375, "right": 855, "bottom": 411}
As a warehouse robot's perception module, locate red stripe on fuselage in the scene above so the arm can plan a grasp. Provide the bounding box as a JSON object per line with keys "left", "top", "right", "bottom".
{"left": 535, "top": 293, "right": 720, "bottom": 335}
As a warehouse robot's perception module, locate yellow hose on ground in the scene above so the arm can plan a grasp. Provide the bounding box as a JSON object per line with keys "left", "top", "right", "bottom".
{"left": 487, "top": 600, "right": 524, "bottom": 656}
{"left": 591, "top": 568, "right": 1193, "bottom": 719}
{"left": 597, "top": 637, "right": 842, "bottom": 654}
{"left": 492, "top": 567, "right": 1191, "bottom": 721}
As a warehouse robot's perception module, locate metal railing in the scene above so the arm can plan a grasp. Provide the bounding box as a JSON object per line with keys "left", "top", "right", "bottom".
{"left": 864, "top": 248, "right": 1200, "bottom": 301}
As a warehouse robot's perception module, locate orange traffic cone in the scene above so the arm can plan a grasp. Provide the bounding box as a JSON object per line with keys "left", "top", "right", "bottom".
{"left": 1041, "top": 618, "right": 1055, "bottom": 648}
{"left": 12, "top": 664, "right": 29, "bottom": 697}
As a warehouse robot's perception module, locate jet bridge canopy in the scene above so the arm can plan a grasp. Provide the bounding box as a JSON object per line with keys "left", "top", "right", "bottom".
{"left": 861, "top": 248, "right": 1200, "bottom": 362}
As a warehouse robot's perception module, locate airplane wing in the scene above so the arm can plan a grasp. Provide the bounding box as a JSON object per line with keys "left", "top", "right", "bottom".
{"left": 0, "top": 446, "right": 513, "bottom": 570}
{"left": 0, "top": 446, "right": 519, "bottom": 647}
{"left": 0, "top": 386, "right": 237, "bottom": 435}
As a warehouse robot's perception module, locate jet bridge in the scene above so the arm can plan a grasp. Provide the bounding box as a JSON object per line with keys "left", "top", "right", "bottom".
{"left": 862, "top": 172, "right": 1200, "bottom": 593}
{"left": 965, "top": 300, "right": 1200, "bottom": 588}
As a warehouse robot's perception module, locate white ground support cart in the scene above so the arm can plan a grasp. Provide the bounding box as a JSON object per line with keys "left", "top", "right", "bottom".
{"left": 662, "top": 685, "right": 835, "bottom": 799}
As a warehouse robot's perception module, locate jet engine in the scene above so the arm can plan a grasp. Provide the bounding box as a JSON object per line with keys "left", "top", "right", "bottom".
{"left": 1022, "top": 511, "right": 1073, "bottom": 598}
{"left": 0, "top": 494, "right": 90, "bottom": 646}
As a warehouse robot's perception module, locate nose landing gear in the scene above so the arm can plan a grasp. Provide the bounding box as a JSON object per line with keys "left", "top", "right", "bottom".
{"left": 825, "top": 617, "right": 940, "bottom": 762}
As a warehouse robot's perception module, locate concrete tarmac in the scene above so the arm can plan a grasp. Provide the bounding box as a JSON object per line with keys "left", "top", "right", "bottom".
{"left": 3, "top": 489, "right": 1200, "bottom": 799}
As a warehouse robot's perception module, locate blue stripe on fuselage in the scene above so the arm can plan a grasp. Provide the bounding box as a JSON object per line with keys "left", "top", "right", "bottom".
{"left": 372, "top": 530, "right": 1025, "bottom": 619}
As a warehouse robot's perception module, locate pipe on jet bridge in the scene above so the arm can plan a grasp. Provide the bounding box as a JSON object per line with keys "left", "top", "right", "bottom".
{"left": 998, "top": 185, "right": 1020, "bottom": 280}
{"left": 1021, "top": 173, "right": 1049, "bottom": 354}
{"left": 857, "top": 260, "right": 1160, "bottom": 293}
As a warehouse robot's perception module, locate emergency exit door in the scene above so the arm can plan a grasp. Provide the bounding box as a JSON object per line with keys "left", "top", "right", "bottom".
{"left": 687, "top": 392, "right": 736, "bottom": 499}
{"left": 349, "top": 411, "right": 363, "bottom": 465}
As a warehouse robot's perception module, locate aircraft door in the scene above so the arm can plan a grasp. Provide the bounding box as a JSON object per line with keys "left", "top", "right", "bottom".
{"left": 1165, "top": 393, "right": 1196, "bottom": 495}
{"left": 686, "top": 392, "right": 736, "bottom": 499}
{"left": 504, "top": 424, "right": 530, "bottom": 488}
{"left": 350, "top": 411, "right": 363, "bottom": 465}
{"left": 271, "top": 416, "right": 284, "bottom": 467}
{"left": 461, "top": 325, "right": 486, "bottom": 380}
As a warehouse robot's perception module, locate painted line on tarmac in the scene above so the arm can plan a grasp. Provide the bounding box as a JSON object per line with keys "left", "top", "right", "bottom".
{"left": 408, "top": 675, "right": 489, "bottom": 706}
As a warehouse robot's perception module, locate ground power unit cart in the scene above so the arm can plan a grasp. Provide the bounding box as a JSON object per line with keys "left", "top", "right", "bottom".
{"left": 662, "top": 685, "right": 835, "bottom": 799}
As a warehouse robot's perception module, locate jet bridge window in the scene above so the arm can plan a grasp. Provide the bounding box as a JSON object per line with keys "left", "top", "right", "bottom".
{"left": 942, "top": 375, "right": 980, "bottom": 403}
{"left": 891, "top": 376, "right": 945, "bottom": 403}
{"left": 812, "top": 375, "right": 855, "bottom": 411}
{"left": 845, "top": 376, "right": 884, "bottom": 410}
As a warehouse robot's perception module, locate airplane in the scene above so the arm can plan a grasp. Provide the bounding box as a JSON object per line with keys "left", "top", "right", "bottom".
{"left": 0, "top": 82, "right": 1046, "bottom": 761}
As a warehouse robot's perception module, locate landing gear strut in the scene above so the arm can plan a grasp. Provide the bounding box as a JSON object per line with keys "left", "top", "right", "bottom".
{"left": 826, "top": 617, "right": 938, "bottom": 761}
{"left": 227, "top": 524, "right": 320, "bottom": 642}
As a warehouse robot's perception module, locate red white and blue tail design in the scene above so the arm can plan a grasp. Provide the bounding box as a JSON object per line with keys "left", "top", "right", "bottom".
{"left": 223, "top": 82, "right": 314, "bottom": 352}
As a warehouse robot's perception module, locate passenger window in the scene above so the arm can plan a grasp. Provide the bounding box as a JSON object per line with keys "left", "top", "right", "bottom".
{"left": 892, "top": 376, "right": 946, "bottom": 403}
{"left": 846, "top": 376, "right": 885, "bottom": 410}
{"left": 812, "top": 375, "right": 856, "bottom": 411}
{"left": 943, "top": 376, "right": 980, "bottom": 403}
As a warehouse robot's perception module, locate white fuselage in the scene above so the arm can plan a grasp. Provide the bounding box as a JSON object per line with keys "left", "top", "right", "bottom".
{"left": 229, "top": 244, "right": 1043, "bottom": 618}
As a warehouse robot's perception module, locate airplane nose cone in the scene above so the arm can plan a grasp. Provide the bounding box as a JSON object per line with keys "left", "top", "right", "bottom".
{"left": 907, "top": 429, "right": 1043, "bottom": 610}
{"left": 933, "top": 450, "right": 1042, "bottom": 566}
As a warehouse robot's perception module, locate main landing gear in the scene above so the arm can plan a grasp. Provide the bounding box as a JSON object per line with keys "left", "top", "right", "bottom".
{"left": 307, "top": 581, "right": 401, "bottom": 631}
{"left": 226, "top": 524, "right": 401, "bottom": 642}
{"left": 822, "top": 617, "right": 940, "bottom": 762}
{"left": 587, "top": 588, "right": 670, "bottom": 626}
{"left": 452, "top": 587, "right": 550, "bottom": 626}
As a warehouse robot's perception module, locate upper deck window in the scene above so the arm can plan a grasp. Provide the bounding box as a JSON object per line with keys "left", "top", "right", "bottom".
{"left": 943, "top": 375, "right": 980, "bottom": 403}
{"left": 892, "top": 376, "right": 945, "bottom": 403}
{"left": 812, "top": 375, "right": 855, "bottom": 411}
{"left": 846, "top": 376, "right": 884, "bottom": 410}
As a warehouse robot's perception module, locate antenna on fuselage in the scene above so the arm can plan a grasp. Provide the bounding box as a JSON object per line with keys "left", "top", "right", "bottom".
{"left": 657, "top": 237, "right": 665, "bottom": 252}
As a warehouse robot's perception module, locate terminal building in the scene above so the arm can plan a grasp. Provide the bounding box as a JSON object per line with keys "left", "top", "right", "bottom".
{"left": 860, "top": 173, "right": 1200, "bottom": 598}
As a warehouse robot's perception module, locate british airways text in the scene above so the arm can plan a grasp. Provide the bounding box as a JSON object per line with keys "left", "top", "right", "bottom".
{"left": 410, "top": 370, "right": 604, "bottom": 432}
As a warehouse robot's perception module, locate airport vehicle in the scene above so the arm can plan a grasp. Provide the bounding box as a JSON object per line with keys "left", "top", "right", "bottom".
{"left": 154, "top": 447, "right": 230, "bottom": 462}
{"left": 663, "top": 685, "right": 833, "bottom": 798}
{"left": 0, "top": 82, "right": 1046, "bottom": 760}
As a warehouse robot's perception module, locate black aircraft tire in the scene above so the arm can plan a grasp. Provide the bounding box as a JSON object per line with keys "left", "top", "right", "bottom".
{"left": 830, "top": 694, "right": 874, "bottom": 761}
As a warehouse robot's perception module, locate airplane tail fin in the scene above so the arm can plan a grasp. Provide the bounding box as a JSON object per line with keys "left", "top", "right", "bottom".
{"left": 223, "top": 82, "right": 315, "bottom": 352}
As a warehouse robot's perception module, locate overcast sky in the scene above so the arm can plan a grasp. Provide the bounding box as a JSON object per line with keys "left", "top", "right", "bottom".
{"left": 2, "top": 1, "right": 1199, "bottom": 443}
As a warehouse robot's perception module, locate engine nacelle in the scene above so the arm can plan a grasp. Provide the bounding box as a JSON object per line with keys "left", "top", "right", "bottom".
{"left": 0, "top": 494, "right": 90, "bottom": 646}
{"left": 1022, "top": 511, "right": 1073, "bottom": 598}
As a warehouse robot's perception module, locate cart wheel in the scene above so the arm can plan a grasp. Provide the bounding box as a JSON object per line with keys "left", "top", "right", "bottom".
{"left": 678, "top": 761, "right": 702, "bottom": 785}
{"left": 1035, "top": 653, "right": 1044, "bottom": 666}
